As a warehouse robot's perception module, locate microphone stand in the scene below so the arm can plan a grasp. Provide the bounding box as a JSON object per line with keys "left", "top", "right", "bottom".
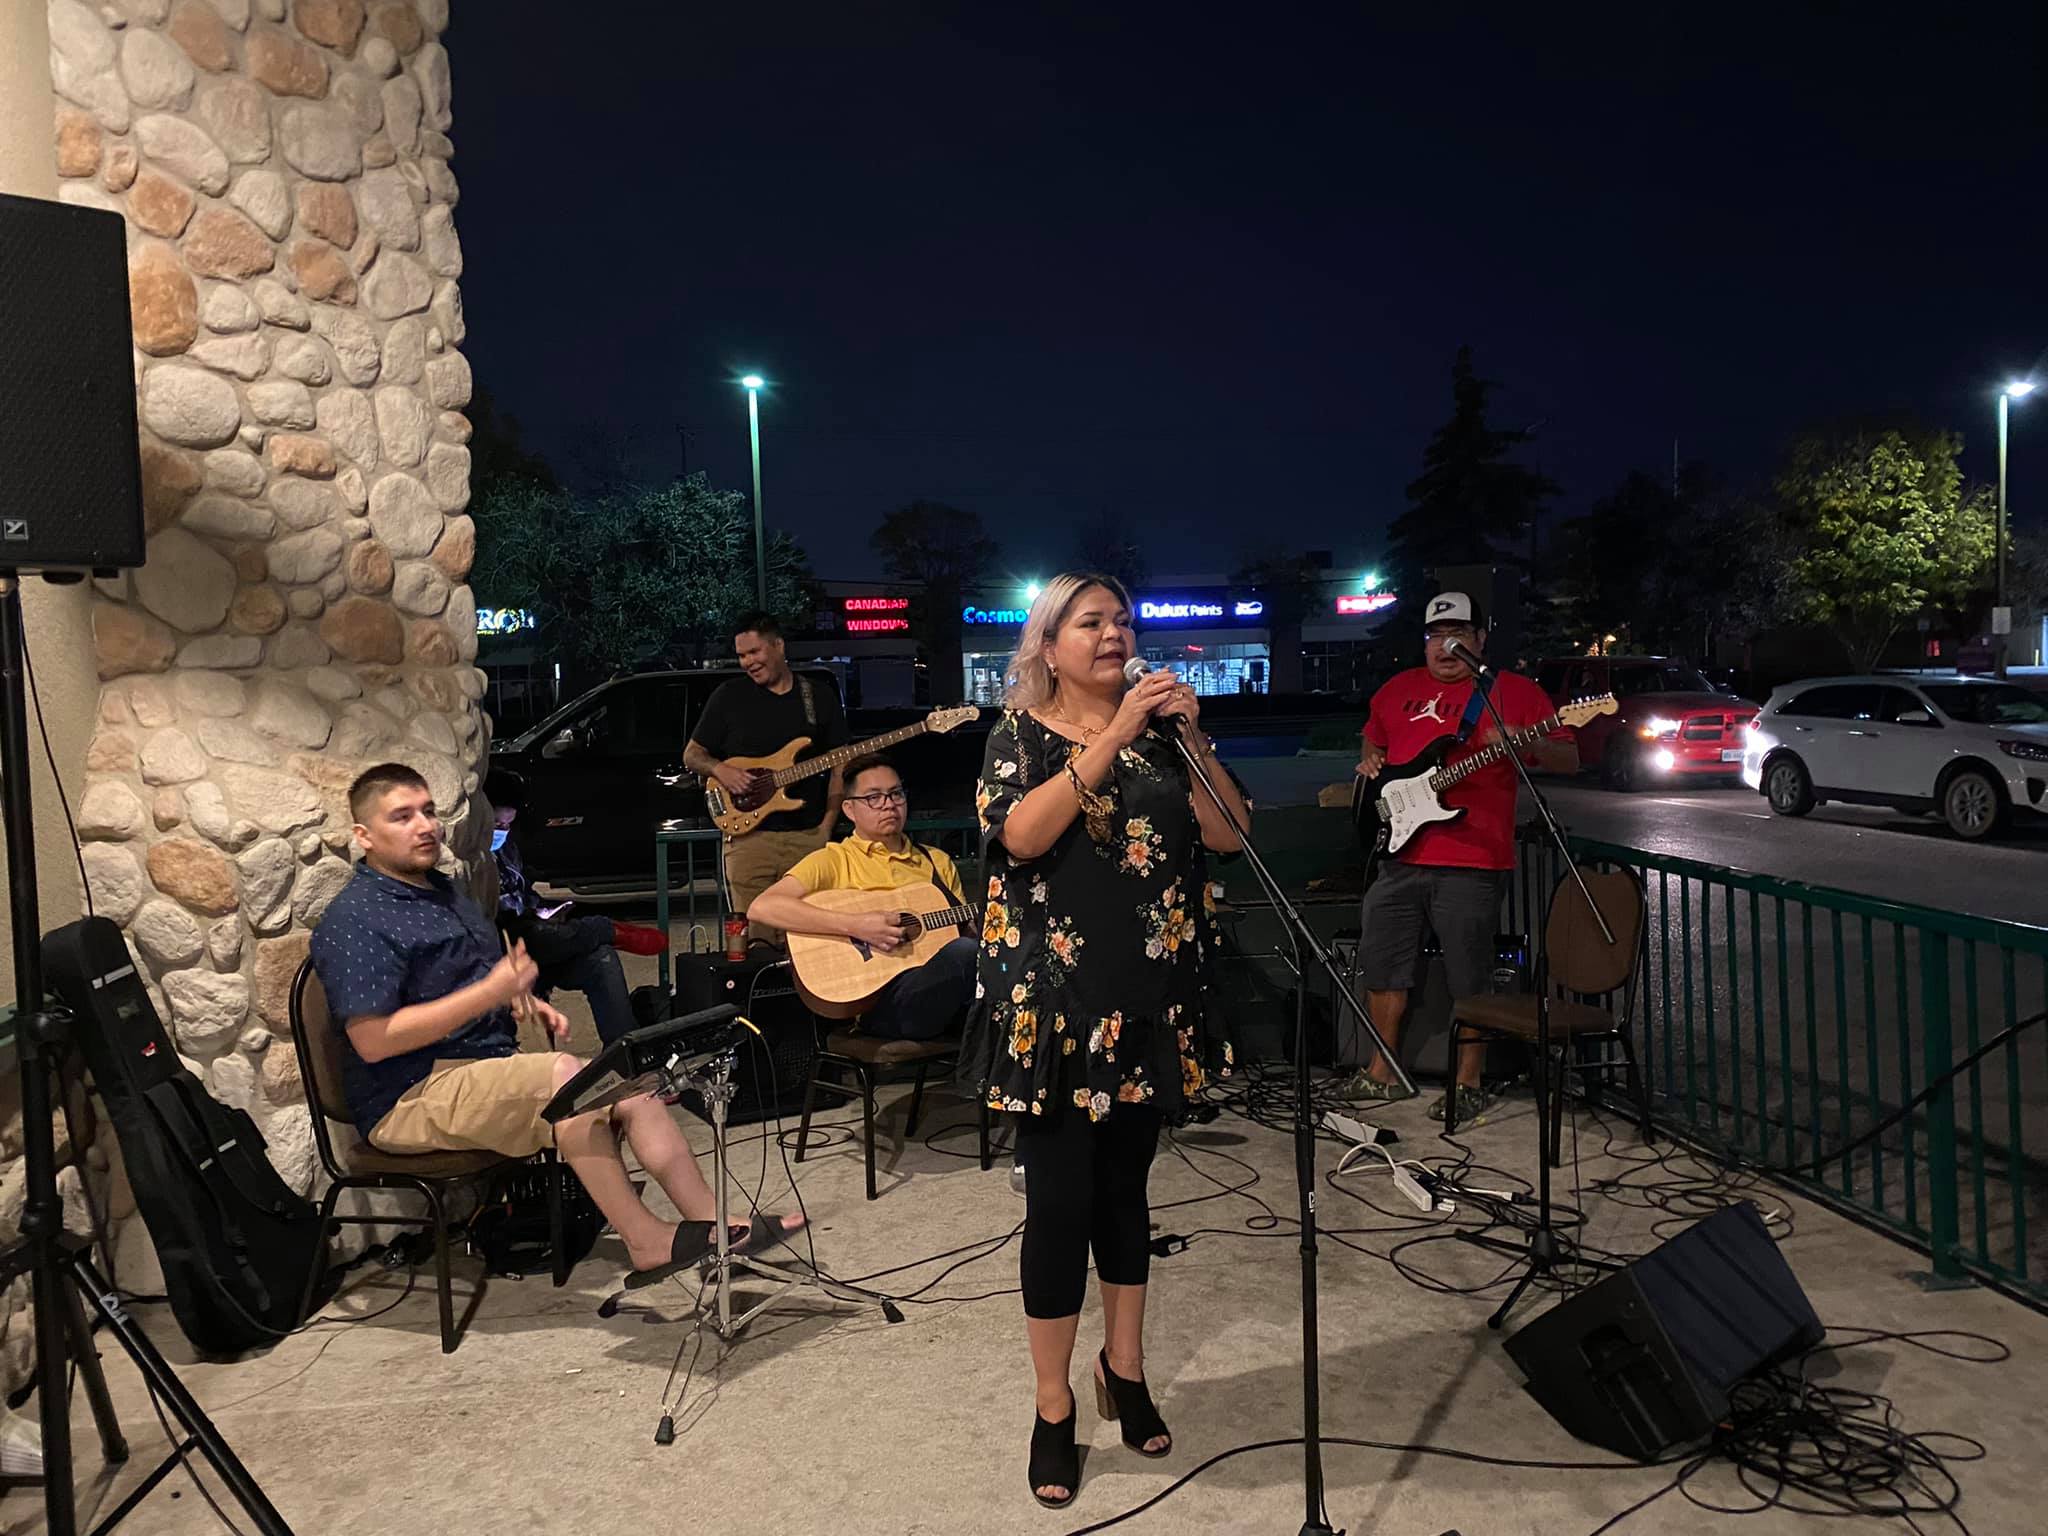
{"left": 1439, "top": 647, "right": 1616, "bottom": 1330}
{"left": 1167, "top": 713, "right": 1413, "bottom": 1536}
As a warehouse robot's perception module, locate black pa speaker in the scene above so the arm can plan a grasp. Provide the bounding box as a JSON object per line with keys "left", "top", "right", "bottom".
{"left": 1503, "top": 1201, "right": 1823, "bottom": 1459}
{"left": 0, "top": 193, "right": 146, "bottom": 570}
{"left": 670, "top": 952, "right": 814, "bottom": 1125}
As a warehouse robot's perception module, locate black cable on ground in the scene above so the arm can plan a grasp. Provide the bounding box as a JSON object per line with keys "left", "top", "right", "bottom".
{"left": 1058, "top": 1327, "right": 2006, "bottom": 1536}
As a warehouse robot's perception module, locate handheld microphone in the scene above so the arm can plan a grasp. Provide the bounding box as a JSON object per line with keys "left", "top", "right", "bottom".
{"left": 1442, "top": 636, "right": 1493, "bottom": 678}
{"left": 1122, "top": 656, "right": 1188, "bottom": 722}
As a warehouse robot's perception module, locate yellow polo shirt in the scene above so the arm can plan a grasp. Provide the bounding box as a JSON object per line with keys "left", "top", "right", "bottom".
{"left": 787, "top": 835, "right": 963, "bottom": 899}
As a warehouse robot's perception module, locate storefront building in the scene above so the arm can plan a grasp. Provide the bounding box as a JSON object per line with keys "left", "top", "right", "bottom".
{"left": 1300, "top": 584, "right": 1399, "bottom": 695}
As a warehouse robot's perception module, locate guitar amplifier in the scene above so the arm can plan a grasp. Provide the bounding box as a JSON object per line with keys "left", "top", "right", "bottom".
{"left": 1330, "top": 933, "right": 1527, "bottom": 1079}
{"left": 670, "top": 952, "right": 815, "bottom": 1126}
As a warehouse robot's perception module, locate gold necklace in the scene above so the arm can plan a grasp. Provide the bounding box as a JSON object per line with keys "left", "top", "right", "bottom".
{"left": 1048, "top": 695, "right": 1113, "bottom": 744}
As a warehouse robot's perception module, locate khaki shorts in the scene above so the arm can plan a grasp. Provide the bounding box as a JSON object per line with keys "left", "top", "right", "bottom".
{"left": 369, "top": 1053, "right": 567, "bottom": 1159}
{"left": 722, "top": 827, "right": 825, "bottom": 946}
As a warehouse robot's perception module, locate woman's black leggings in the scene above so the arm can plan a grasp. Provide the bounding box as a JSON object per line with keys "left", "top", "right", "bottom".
{"left": 1015, "top": 1105, "right": 1162, "bottom": 1319}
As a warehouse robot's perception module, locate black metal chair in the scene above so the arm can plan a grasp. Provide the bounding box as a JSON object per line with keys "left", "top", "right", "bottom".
{"left": 1445, "top": 868, "right": 1653, "bottom": 1161}
{"left": 795, "top": 1027, "right": 991, "bottom": 1201}
{"left": 289, "top": 959, "right": 567, "bottom": 1352}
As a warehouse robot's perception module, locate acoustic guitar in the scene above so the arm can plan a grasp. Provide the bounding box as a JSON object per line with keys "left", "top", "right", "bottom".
{"left": 701, "top": 705, "right": 980, "bottom": 837}
{"left": 1351, "top": 695, "right": 1618, "bottom": 880}
{"left": 783, "top": 882, "right": 979, "bottom": 1019}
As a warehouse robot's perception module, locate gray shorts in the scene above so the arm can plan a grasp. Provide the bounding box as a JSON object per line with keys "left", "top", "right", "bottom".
{"left": 1358, "top": 863, "right": 1507, "bottom": 995}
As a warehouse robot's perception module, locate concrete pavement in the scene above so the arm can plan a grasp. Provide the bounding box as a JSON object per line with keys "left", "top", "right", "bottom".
{"left": 22, "top": 1063, "right": 2048, "bottom": 1536}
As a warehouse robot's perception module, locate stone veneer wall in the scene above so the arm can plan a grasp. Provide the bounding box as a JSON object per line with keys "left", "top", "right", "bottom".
{"left": 0, "top": 0, "right": 485, "bottom": 1373}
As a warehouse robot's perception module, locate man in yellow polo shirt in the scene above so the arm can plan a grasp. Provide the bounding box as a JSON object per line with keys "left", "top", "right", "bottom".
{"left": 746, "top": 753, "right": 977, "bottom": 1041}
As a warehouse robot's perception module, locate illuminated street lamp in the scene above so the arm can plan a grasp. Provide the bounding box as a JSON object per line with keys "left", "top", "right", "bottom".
{"left": 740, "top": 374, "right": 768, "bottom": 608}
{"left": 1024, "top": 581, "right": 1042, "bottom": 602}
{"left": 1997, "top": 381, "right": 2034, "bottom": 676}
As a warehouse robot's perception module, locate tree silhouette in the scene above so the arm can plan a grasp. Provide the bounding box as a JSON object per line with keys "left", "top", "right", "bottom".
{"left": 1386, "top": 347, "right": 1556, "bottom": 644}
{"left": 871, "top": 501, "right": 1000, "bottom": 700}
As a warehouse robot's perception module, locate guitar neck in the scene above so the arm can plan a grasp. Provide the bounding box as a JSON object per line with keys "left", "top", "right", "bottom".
{"left": 922, "top": 903, "right": 978, "bottom": 930}
{"left": 771, "top": 720, "right": 931, "bottom": 787}
{"left": 1429, "top": 712, "right": 1564, "bottom": 793}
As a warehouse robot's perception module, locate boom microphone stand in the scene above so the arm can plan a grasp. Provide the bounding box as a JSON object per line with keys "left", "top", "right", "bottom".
{"left": 1438, "top": 640, "right": 1615, "bottom": 1331}
{"left": 1158, "top": 690, "right": 1413, "bottom": 1536}
{"left": 0, "top": 572, "right": 291, "bottom": 1535}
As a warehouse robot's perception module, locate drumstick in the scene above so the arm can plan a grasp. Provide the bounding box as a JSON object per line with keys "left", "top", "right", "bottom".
{"left": 500, "top": 933, "right": 538, "bottom": 1032}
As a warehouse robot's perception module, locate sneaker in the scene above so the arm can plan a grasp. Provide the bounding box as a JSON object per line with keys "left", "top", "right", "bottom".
{"left": 1428, "top": 1084, "right": 1497, "bottom": 1125}
{"left": 1334, "top": 1069, "right": 1415, "bottom": 1104}
{"left": 609, "top": 920, "right": 671, "bottom": 956}
{"left": 1010, "top": 1161, "right": 1027, "bottom": 1197}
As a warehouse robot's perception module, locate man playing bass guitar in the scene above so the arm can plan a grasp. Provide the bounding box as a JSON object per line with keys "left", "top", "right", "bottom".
{"left": 1343, "top": 591, "right": 1578, "bottom": 1125}
{"left": 682, "top": 612, "right": 849, "bottom": 944}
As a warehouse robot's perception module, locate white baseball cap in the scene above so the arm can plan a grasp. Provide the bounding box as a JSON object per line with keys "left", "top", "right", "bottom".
{"left": 1423, "top": 591, "right": 1479, "bottom": 629}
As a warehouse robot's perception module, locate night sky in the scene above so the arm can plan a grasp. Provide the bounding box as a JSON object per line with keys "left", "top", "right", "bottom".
{"left": 452, "top": 3, "right": 2048, "bottom": 588}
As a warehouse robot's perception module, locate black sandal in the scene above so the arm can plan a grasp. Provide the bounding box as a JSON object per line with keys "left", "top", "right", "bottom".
{"left": 1028, "top": 1389, "right": 1079, "bottom": 1508}
{"left": 622, "top": 1220, "right": 746, "bottom": 1290}
{"left": 1094, "top": 1348, "right": 1171, "bottom": 1457}
{"left": 733, "top": 1210, "right": 805, "bottom": 1259}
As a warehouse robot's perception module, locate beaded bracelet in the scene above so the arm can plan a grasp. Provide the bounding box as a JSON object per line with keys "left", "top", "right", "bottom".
{"left": 1065, "top": 758, "right": 1114, "bottom": 843}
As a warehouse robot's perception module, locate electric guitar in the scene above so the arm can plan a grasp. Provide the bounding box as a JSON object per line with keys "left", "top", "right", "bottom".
{"left": 1351, "top": 695, "right": 1617, "bottom": 875}
{"left": 783, "top": 883, "right": 979, "bottom": 1018}
{"left": 700, "top": 705, "right": 980, "bottom": 837}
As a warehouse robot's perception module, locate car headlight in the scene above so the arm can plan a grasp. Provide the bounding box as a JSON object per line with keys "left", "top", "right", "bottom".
{"left": 1998, "top": 739, "right": 2048, "bottom": 762}
{"left": 1638, "top": 716, "right": 1680, "bottom": 739}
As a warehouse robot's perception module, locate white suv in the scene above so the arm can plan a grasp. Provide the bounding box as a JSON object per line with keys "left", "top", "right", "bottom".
{"left": 1742, "top": 676, "right": 2048, "bottom": 840}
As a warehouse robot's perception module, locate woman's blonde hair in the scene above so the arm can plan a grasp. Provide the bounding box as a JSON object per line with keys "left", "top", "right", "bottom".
{"left": 1002, "top": 571, "right": 1133, "bottom": 710}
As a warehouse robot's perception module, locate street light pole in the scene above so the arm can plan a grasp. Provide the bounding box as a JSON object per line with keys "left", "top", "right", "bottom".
{"left": 742, "top": 375, "right": 767, "bottom": 610}
{"left": 1998, "top": 381, "right": 2035, "bottom": 679}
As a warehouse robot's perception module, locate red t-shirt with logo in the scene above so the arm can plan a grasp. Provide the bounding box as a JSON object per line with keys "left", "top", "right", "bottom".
{"left": 1363, "top": 668, "right": 1568, "bottom": 870}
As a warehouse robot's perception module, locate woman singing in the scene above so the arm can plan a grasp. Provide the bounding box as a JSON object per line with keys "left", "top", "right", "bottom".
{"left": 969, "top": 572, "right": 1250, "bottom": 1508}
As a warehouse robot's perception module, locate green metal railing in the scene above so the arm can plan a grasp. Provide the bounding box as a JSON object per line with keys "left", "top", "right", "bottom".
{"left": 1513, "top": 830, "right": 2048, "bottom": 1303}
{"left": 652, "top": 816, "right": 984, "bottom": 991}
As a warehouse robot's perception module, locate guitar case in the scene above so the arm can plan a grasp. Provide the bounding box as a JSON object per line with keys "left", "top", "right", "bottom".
{"left": 42, "top": 917, "right": 327, "bottom": 1356}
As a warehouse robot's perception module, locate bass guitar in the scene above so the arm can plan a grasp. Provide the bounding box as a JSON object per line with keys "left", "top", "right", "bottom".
{"left": 1351, "top": 695, "right": 1617, "bottom": 874}
{"left": 702, "top": 705, "right": 980, "bottom": 837}
{"left": 783, "top": 882, "right": 979, "bottom": 1018}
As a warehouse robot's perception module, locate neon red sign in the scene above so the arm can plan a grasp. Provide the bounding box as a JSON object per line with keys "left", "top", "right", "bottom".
{"left": 1335, "top": 593, "right": 1397, "bottom": 615}
{"left": 842, "top": 596, "right": 910, "bottom": 613}
{"left": 845, "top": 617, "right": 911, "bottom": 633}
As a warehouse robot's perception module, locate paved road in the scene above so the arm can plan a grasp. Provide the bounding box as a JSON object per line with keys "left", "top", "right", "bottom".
{"left": 1542, "top": 781, "right": 2048, "bottom": 929}
{"left": 1235, "top": 755, "right": 2048, "bottom": 928}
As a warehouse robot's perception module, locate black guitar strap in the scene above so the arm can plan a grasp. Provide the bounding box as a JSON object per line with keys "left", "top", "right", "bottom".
{"left": 1453, "top": 673, "right": 1495, "bottom": 746}
{"left": 913, "top": 840, "right": 966, "bottom": 910}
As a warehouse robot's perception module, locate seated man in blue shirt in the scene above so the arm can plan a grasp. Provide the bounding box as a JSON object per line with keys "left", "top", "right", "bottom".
{"left": 311, "top": 762, "right": 802, "bottom": 1282}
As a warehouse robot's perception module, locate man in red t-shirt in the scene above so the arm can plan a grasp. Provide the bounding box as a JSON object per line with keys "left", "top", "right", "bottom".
{"left": 1342, "top": 591, "right": 1577, "bottom": 1124}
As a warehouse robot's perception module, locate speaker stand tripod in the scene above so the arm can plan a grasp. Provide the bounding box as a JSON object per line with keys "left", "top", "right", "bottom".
{"left": 0, "top": 572, "right": 291, "bottom": 1534}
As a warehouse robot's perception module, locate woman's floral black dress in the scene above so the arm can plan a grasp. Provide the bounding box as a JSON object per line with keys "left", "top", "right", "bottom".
{"left": 968, "top": 709, "right": 1232, "bottom": 1123}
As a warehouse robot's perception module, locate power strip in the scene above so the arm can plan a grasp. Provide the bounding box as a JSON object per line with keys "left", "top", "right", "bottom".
{"left": 1321, "top": 1110, "right": 1399, "bottom": 1147}
{"left": 1392, "top": 1165, "right": 1455, "bottom": 1215}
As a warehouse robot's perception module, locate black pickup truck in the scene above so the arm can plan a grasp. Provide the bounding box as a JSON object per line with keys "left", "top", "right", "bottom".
{"left": 488, "top": 668, "right": 990, "bottom": 892}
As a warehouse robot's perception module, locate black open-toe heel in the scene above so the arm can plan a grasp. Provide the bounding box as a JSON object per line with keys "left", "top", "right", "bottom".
{"left": 1094, "top": 1348, "right": 1171, "bottom": 1457}
{"left": 1028, "top": 1389, "right": 1079, "bottom": 1508}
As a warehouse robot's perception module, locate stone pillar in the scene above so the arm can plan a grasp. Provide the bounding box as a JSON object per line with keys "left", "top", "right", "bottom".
{"left": 23, "top": 0, "right": 482, "bottom": 1304}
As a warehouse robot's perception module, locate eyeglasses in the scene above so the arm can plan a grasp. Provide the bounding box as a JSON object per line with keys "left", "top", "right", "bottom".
{"left": 846, "top": 787, "right": 908, "bottom": 809}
